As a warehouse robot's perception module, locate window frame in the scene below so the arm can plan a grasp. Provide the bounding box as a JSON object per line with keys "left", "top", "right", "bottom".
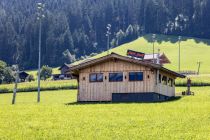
{"left": 129, "top": 72, "right": 144, "bottom": 81}
{"left": 89, "top": 73, "right": 104, "bottom": 83}
{"left": 109, "top": 72, "right": 123, "bottom": 82}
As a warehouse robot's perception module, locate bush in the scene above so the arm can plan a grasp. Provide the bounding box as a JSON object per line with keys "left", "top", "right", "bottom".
{"left": 3, "top": 67, "right": 15, "bottom": 84}
{"left": 40, "top": 65, "right": 53, "bottom": 80}
{"left": 26, "top": 74, "right": 35, "bottom": 82}
{"left": 0, "top": 60, "right": 7, "bottom": 83}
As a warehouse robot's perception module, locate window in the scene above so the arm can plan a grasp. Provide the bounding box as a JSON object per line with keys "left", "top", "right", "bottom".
{"left": 89, "top": 73, "right": 103, "bottom": 82}
{"left": 129, "top": 72, "right": 143, "bottom": 81}
{"left": 162, "top": 76, "right": 167, "bottom": 85}
{"left": 109, "top": 73, "right": 123, "bottom": 82}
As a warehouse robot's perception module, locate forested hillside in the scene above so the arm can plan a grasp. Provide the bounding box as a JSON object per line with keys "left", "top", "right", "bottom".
{"left": 0, "top": 0, "right": 210, "bottom": 69}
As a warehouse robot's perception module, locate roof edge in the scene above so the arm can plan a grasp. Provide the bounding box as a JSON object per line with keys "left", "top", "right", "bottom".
{"left": 69, "top": 52, "right": 185, "bottom": 78}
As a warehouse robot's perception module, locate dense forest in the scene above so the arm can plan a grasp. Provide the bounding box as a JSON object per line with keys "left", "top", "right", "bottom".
{"left": 0, "top": 0, "right": 210, "bottom": 69}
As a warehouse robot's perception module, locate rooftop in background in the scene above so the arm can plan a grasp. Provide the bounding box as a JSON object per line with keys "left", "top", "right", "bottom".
{"left": 143, "top": 53, "right": 171, "bottom": 64}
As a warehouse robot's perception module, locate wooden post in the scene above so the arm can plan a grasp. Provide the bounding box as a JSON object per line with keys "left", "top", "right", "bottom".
{"left": 197, "top": 61, "right": 202, "bottom": 75}
{"left": 76, "top": 76, "right": 80, "bottom": 102}
{"left": 12, "top": 65, "right": 19, "bottom": 105}
{"left": 187, "top": 78, "right": 191, "bottom": 95}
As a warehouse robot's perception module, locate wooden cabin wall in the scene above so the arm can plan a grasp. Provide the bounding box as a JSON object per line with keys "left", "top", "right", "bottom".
{"left": 78, "top": 59, "right": 156, "bottom": 101}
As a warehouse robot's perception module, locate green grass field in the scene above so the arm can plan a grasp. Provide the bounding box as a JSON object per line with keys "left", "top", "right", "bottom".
{"left": 176, "top": 74, "right": 210, "bottom": 86}
{"left": 0, "top": 87, "right": 210, "bottom": 140}
{"left": 75, "top": 34, "right": 210, "bottom": 74}
{"left": 0, "top": 80, "right": 77, "bottom": 93}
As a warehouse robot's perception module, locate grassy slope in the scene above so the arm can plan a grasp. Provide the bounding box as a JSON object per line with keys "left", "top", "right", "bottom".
{"left": 0, "top": 88, "right": 210, "bottom": 139}
{"left": 76, "top": 34, "right": 210, "bottom": 74}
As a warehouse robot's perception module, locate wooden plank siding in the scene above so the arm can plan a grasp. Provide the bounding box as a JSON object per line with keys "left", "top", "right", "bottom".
{"left": 78, "top": 59, "right": 158, "bottom": 101}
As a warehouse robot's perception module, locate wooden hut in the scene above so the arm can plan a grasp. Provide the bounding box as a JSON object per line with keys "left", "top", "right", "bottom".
{"left": 53, "top": 63, "right": 74, "bottom": 80}
{"left": 59, "top": 63, "right": 71, "bottom": 74}
{"left": 19, "top": 71, "right": 29, "bottom": 82}
{"left": 69, "top": 52, "right": 185, "bottom": 102}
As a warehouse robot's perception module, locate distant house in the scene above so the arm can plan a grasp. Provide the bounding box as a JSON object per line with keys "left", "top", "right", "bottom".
{"left": 144, "top": 53, "right": 171, "bottom": 65}
{"left": 59, "top": 63, "right": 71, "bottom": 74}
{"left": 69, "top": 52, "right": 185, "bottom": 102}
{"left": 19, "top": 71, "right": 29, "bottom": 82}
{"left": 52, "top": 63, "right": 74, "bottom": 80}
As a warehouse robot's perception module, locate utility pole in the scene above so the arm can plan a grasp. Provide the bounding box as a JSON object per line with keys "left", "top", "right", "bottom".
{"left": 178, "top": 36, "right": 182, "bottom": 73}
{"left": 37, "top": 3, "right": 45, "bottom": 103}
{"left": 12, "top": 65, "right": 19, "bottom": 105}
{"left": 106, "top": 24, "right": 111, "bottom": 55}
{"left": 157, "top": 48, "right": 160, "bottom": 65}
{"left": 156, "top": 48, "right": 160, "bottom": 87}
{"left": 197, "top": 61, "right": 202, "bottom": 75}
{"left": 152, "top": 34, "right": 156, "bottom": 63}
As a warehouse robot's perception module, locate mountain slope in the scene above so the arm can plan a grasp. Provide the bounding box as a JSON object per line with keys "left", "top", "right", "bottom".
{"left": 1, "top": 0, "right": 210, "bottom": 68}
{"left": 77, "top": 34, "right": 210, "bottom": 74}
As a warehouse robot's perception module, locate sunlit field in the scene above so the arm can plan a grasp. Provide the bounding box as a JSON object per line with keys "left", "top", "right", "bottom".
{"left": 0, "top": 87, "right": 210, "bottom": 140}
{"left": 176, "top": 74, "right": 210, "bottom": 86}
{"left": 0, "top": 80, "right": 77, "bottom": 93}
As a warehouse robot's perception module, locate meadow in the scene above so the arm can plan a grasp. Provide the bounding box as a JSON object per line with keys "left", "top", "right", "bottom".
{"left": 74, "top": 34, "right": 210, "bottom": 74}
{"left": 0, "top": 80, "right": 77, "bottom": 93}
{"left": 0, "top": 87, "right": 210, "bottom": 140}
{"left": 176, "top": 74, "right": 210, "bottom": 86}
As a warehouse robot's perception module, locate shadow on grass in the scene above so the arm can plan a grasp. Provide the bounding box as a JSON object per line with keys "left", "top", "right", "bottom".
{"left": 65, "top": 96, "right": 182, "bottom": 106}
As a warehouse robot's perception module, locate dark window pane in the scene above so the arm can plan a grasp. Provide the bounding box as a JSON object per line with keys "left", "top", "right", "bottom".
{"left": 129, "top": 72, "right": 136, "bottom": 81}
{"left": 159, "top": 74, "right": 161, "bottom": 83}
{"left": 97, "top": 74, "right": 103, "bottom": 82}
{"left": 129, "top": 72, "right": 143, "bottom": 81}
{"left": 162, "top": 76, "right": 167, "bottom": 85}
{"left": 136, "top": 72, "right": 143, "bottom": 81}
{"left": 90, "top": 74, "right": 97, "bottom": 82}
{"left": 109, "top": 73, "right": 123, "bottom": 82}
{"left": 90, "top": 73, "right": 103, "bottom": 82}
{"left": 116, "top": 73, "right": 123, "bottom": 81}
{"left": 168, "top": 78, "right": 173, "bottom": 87}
